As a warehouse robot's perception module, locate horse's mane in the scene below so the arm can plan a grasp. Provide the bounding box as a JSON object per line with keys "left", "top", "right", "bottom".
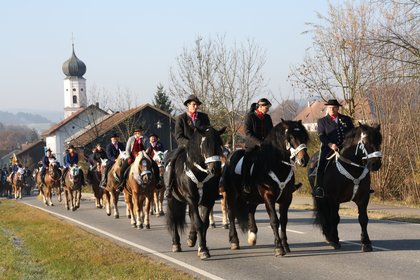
{"left": 342, "top": 123, "right": 382, "bottom": 150}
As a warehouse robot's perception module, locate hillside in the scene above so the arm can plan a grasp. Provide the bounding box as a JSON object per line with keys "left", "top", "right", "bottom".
{"left": 0, "top": 111, "right": 52, "bottom": 124}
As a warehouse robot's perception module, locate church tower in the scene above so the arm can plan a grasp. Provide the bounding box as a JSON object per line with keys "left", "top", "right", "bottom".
{"left": 62, "top": 44, "right": 87, "bottom": 118}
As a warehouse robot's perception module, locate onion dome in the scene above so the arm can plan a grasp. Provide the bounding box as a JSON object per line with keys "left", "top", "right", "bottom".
{"left": 62, "top": 44, "right": 86, "bottom": 77}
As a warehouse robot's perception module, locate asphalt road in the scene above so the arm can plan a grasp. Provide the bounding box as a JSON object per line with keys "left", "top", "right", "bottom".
{"left": 21, "top": 195, "right": 420, "bottom": 280}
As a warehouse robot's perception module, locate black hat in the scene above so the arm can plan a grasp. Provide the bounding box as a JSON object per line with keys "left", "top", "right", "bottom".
{"left": 68, "top": 145, "right": 75, "bottom": 150}
{"left": 46, "top": 148, "right": 52, "bottom": 153}
{"left": 149, "top": 133, "right": 159, "bottom": 139}
{"left": 183, "top": 94, "right": 202, "bottom": 106}
{"left": 110, "top": 133, "right": 119, "bottom": 139}
{"left": 257, "top": 98, "right": 272, "bottom": 106}
{"left": 324, "top": 99, "right": 342, "bottom": 107}
{"left": 133, "top": 127, "right": 143, "bottom": 133}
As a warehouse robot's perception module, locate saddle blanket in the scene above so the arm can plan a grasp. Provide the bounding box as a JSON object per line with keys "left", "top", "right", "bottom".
{"left": 234, "top": 156, "right": 254, "bottom": 176}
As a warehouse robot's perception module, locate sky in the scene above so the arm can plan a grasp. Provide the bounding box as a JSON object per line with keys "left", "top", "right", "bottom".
{"left": 0, "top": 0, "right": 339, "bottom": 120}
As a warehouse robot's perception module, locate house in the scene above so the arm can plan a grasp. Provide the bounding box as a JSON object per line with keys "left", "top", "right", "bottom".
{"left": 69, "top": 103, "right": 176, "bottom": 158}
{"left": 42, "top": 104, "right": 109, "bottom": 164}
{"left": 15, "top": 140, "right": 46, "bottom": 170}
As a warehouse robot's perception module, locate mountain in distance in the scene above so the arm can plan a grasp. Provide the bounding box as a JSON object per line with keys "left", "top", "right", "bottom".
{"left": 0, "top": 108, "right": 63, "bottom": 124}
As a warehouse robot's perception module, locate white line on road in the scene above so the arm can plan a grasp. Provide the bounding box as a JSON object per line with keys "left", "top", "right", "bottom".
{"left": 24, "top": 203, "right": 224, "bottom": 280}
{"left": 339, "top": 239, "right": 391, "bottom": 251}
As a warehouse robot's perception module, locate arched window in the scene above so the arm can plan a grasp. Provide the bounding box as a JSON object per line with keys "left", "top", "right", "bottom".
{"left": 73, "top": 95, "right": 78, "bottom": 104}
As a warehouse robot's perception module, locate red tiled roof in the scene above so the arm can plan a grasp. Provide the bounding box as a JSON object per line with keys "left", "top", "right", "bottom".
{"left": 42, "top": 104, "right": 108, "bottom": 136}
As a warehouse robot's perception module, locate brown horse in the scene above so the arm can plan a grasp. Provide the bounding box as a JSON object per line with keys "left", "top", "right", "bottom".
{"left": 103, "top": 150, "right": 129, "bottom": 218}
{"left": 151, "top": 150, "right": 166, "bottom": 217}
{"left": 63, "top": 165, "right": 84, "bottom": 211}
{"left": 124, "top": 151, "right": 157, "bottom": 229}
{"left": 86, "top": 159, "right": 106, "bottom": 209}
{"left": 8, "top": 168, "right": 25, "bottom": 199}
{"left": 35, "top": 160, "right": 61, "bottom": 206}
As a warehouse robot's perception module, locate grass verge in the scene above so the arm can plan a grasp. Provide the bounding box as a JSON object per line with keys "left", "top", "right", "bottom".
{"left": 0, "top": 200, "right": 193, "bottom": 280}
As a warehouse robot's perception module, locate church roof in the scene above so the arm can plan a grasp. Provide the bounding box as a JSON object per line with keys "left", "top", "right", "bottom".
{"left": 62, "top": 44, "right": 86, "bottom": 77}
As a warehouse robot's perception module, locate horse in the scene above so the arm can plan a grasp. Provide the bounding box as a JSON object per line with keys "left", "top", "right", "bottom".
{"left": 209, "top": 146, "right": 230, "bottom": 229}
{"left": 151, "top": 150, "right": 167, "bottom": 217}
{"left": 63, "top": 165, "right": 84, "bottom": 211}
{"left": 22, "top": 169, "right": 35, "bottom": 196}
{"left": 35, "top": 160, "right": 61, "bottom": 206}
{"left": 103, "top": 150, "right": 130, "bottom": 218}
{"left": 309, "top": 123, "right": 382, "bottom": 252}
{"left": 0, "top": 170, "right": 12, "bottom": 198}
{"left": 86, "top": 159, "right": 107, "bottom": 209}
{"left": 166, "top": 126, "right": 226, "bottom": 260}
{"left": 223, "top": 119, "right": 310, "bottom": 256}
{"left": 124, "top": 151, "right": 157, "bottom": 229}
{"left": 9, "top": 168, "right": 25, "bottom": 199}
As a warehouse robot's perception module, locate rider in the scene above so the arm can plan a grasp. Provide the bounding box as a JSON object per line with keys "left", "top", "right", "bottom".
{"left": 313, "top": 99, "right": 354, "bottom": 198}
{"left": 146, "top": 133, "right": 164, "bottom": 183}
{"left": 88, "top": 143, "right": 107, "bottom": 169}
{"left": 100, "top": 133, "right": 125, "bottom": 189}
{"left": 121, "top": 127, "right": 146, "bottom": 182}
{"left": 164, "top": 94, "right": 210, "bottom": 198}
{"left": 61, "top": 145, "right": 82, "bottom": 187}
{"left": 40, "top": 148, "right": 59, "bottom": 185}
{"left": 241, "top": 98, "right": 273, "bottom": 194}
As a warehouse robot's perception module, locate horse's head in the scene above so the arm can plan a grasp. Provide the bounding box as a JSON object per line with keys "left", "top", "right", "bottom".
{"left": 189, "top": 126, "right": 226, "bottom": 176}
{"left": 281, "top": 119, "right": 310, "bottom": 167}
{"left": 114, "top": 150, "right": 130, "bottom": 173}
{"left": 153, "top": 150, "right": 166, "bottom": 177}
{"left": 98, "top": 158, "right": 108, "bottom": 175}
{"left": 16, "top": 168, "right": 25, "bottom": 183}
{"left": 346, "top": 123, "right": 382, "bottom": 171}
{"left": 134, "top": 151, "right": 153, "bottom": 185}
{"left": 48, "top": 159, "right": 60, "bottom": 180}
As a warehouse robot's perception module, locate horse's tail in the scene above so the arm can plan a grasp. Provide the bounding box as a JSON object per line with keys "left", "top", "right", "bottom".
{"left": 234, "top": 196, "right": 249, "bottom": 233}
{"left": 313, "top": 197, "right": 330, "bottom": 237}
{"left": 166, "top": 198, "right": 187, "bottom": 234}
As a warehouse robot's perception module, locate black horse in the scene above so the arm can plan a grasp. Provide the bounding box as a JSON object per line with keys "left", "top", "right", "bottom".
{"left": 224, "top": 120, "right": 310, "bottom": 256}
{"left": 166, "top": 126, "right": 226, "bottom": 260}
{"left": 309, "top": 123, "right": 382, "bottom": 252}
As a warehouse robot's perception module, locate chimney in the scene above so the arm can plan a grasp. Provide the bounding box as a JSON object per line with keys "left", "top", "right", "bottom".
{"left": 95, "top": 102, "right": 99, "bottom": 108}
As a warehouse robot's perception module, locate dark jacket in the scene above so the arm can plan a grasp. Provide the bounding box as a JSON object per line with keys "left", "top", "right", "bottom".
{"left": 106, "top": 142, "right": 126, "bottom": 163}
{"left": 175, "top": 111, "right": 210, "bottom": 147}
{"left": 244, "top": 111, "right": 273, "bottom": 148}
{"left": 317, "top": 113, "right": 354, "bottom": 154}
{"left": 88, "top": 149, "right": 107, "bottom": 166}
{"left": 147, "top": 141, "right": 165, "bottom": 158}
{"left": 64, "top": 152, "right": 79, "bottom": 168}
{"left": 42, "top": 155, "right": 57, "bottom": 168}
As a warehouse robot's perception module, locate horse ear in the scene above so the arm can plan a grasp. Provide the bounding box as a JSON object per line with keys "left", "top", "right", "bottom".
{"left": 218, "top": 127, "right": 227, "bottom": 135}
{"left": 281, "top": 118, "right": 285, "bottom": 123}
{"left": 376, "top": 124, "right": 381, "bottom": 131}
{"left": 298, "top": 120, "right": 302, "bottom": 125}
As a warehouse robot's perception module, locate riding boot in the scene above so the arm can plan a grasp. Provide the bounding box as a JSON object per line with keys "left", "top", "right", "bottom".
{"left": 164, "top": 163, "right": 173, "bottom": 199}
{"left": 41, "top": 173, "right": 46, "bottom": 185}
{"left": 100, "top": 166, "right": 109, "bottom": 189}
{"left": 313, "top": 172, "right": 325, "bottom": 198}
{"left": 241, "top": 153, "right": 252, "bottom": 194}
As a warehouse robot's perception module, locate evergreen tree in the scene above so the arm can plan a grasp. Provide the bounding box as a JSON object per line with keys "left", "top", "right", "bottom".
{"left": 153, "top": 84, "right": 173, "bottom": 115}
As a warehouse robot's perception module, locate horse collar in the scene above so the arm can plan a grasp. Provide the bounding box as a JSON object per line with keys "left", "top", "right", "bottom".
{"left": 335, "top": 160, "right": 370, "bottom": 201}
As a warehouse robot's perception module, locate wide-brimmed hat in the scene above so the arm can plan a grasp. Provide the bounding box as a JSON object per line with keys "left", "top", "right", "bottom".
{"left": 68, "top": 145, "right": 75, "bottom": 150}
{"left": 324, "top": 99, "right": 342, "bottom": 107}
{"left": 110, "top": 133, "right": 119, "bottom": 139}
{"left": 46, "top": 148, "right": 52, "bottom": 153}
{"left": 149, "top": 133, "right": 159, "bottom": 139}
{"left": 183, "top": 94, "right": 202, "bottom": 106}
{"left": 257, "top": 98, "right": 272, "bottom": 107}
{"left": 133, "top": 127, "right": 143, "bottom": 134}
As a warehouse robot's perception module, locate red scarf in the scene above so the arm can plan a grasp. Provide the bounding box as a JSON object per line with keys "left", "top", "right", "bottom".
{"left": 131, "top": 137, "right": 144, "bottom": 158}
{"left": 255, "top": 109, "right": 265, "bottom": 137}
{"left": 330, "top": 114, "right": 338, "bottom": 122}
{"left": 188, "top": 111, "right": 197, "bottom": 122}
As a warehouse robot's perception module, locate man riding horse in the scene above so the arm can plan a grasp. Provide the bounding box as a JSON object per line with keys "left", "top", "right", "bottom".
{"left": 61, "top": 145, "right": 84, "bottom": 188}
{"left": 41, "top": 148, "right": 61, "bottom": 185}
{"left": 100, "top": 133, "right": 125, "bottom": 190}
{"left": 164, "top": 94, "right": 210, "bottom": 198}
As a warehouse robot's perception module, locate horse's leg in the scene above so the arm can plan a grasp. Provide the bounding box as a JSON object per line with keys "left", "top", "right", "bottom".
{"left": 279, "top": 196, "right": 292, "bottom": 254}
{"left": 112, "top": 190, "right": 119, "bottom": 218}
{"left": 221, "top": 192, "right": 229, "bottom": 229}
{"left": 328, "top": 201, "right": 341, "bottom": 249}
{"left": 104, "top": 191, "right": 111, "bottom": 216}
{"left": 196, "top": 204, "right": 212, "bottom": 260}
{"left": 187, "top": 207, "right": 198, "bottom": 247}
{"left": 133, "top": 192, "right": 142, "bottom": 229}
{"left": 158, "top": 189, "right": 164, "bottom": 216}
{"left": 247, "top": 204, "right": 259, "bottom": 246}
{"left": 76, "top": 189, "right": 81, "bottom": 208}
{"left": 144, "top": 195, "right": 151, "bottom": 229}
{"left": 69, "top": 188, "right": 76, "bottom": 211}
{"left": 209, "top": 208, "right": 215, "bottom": 228}
{"left": 64, "top": 188, "right": 70, "bottom": 210}
{"left": 227, "top": 195, "right": 240, "bottom": 250}
{"left": 357, "top": 198, "right": 372, "bottom": 252}
{"left": 57, "top": 183, "right": 62, "bottom": 202}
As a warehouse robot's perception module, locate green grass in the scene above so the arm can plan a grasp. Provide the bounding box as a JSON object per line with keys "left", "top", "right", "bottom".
{"left": 0, "top": 200, "right": 193, "bottom": 280}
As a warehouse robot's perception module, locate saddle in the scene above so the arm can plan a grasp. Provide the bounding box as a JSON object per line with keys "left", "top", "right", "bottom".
{"left": 234, "top": 156, "right": 254, "bottom": 176}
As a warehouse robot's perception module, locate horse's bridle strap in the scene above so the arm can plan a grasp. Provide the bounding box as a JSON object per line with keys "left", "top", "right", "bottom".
{"left": 289, "top": 144, "right": 307, "bottom": 159}
{"left": 205, "top": 155, "right": 221, "bottom": 163}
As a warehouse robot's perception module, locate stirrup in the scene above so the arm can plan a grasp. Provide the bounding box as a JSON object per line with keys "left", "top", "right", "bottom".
{"left": 242, "top": 184, "right": 251, "bottom": 194}
{"left": 313, "top": 187, "right": 325, "bottom": 198}
{"left": 164, "top": 188, "right": 172, "bottom": 199}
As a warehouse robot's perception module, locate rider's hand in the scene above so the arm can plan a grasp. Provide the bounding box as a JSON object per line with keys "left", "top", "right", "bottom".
{"left": 329, "top": 143, "right": 339, "bottom": 152}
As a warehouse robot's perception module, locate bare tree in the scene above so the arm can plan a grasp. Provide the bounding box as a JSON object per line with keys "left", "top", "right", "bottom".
{"left": 169, "top": 35, "right": 267, "bottom": 147}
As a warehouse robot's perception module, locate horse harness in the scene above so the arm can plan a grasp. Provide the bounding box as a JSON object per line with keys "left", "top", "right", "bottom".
{"left": 327, "top": 132, "right": 383, "bottom": 200}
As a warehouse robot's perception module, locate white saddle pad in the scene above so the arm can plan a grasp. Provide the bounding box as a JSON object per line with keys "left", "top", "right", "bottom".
{"left": 234, "top": 156, "right": 254, "bottom": 176}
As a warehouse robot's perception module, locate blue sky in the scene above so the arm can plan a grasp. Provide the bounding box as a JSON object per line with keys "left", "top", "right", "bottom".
{"left": 0, "top": 0, "right": 339, "bottom": 117}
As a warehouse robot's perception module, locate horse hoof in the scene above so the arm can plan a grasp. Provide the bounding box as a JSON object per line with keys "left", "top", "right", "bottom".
{"left": 362, "top": 244, "right": 373, "bottom": 252}
{"left": 230, "top": 243, "right": 240, "bottom": 250}
{"left": 71, "top": 208, "right": 76, "bottom": 212}
{"left": 146, "top": 224, "right": 150, "bottom": 229}
{"left": 275, "top": 248, "right": 286, "bottom": 257}
{"left": 50, "top": 203, "right": 54, "bottom": 206}
{"left": 132, "top": 224, "right": 137, "bottom": 228}
{"left": 139, "top": 224, "right": 144, "bottom": 229}
{"left": 199, "top": 251, "right": 211, "bottom": 260}
{"left": 127, "top": 215, "right": 131, "bottom": 219}
{"left": 330, "top": 242, "right": 341, "bottom": 250}
{"left": 284, "top": 245, "right": 291, "bottom": 253}
{"left": 223, "top": 224, "right": 229, "bottom": 229}
{"left": 172, "top": 244, "right": 182, "bottom": 252}
{"left": 159, "top": 211, "right": 165, "bottom": 216}
{"left": 107, "top": 213, "right": 111, "bottom": 216}
{"left": 187, "top": 238, "right": 196, "bottom": 247}
{"left": 66, "top": 207, "right": 70, "bottom": 210}
{"left": 114, "top": 215, "right": 119, "bottom": 219}
{"left": 210, "top": 223, "right": 216, "bottom": 228}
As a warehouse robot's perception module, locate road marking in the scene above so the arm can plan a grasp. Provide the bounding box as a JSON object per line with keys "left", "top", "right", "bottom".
{"left": 24, "top": 202, "right": 224, "bottom": 280}
{"left": 339, "top": 239, "right": 391, "bottom": 251}
{"left": 285, "top": 228, "right": 305, "bottom": 234}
